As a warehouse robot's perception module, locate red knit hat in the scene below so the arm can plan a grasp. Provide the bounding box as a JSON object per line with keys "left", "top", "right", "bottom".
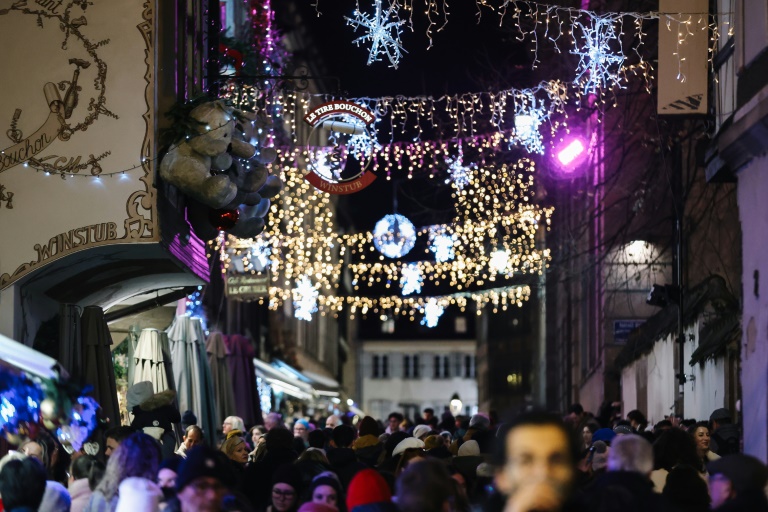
{"left": 346, "top": 469, "right": 392, "bottom": 510}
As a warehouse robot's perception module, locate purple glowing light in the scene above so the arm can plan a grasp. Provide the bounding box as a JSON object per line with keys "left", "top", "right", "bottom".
{"left": 557, "top": 139, "right": 585, "bottom": 166}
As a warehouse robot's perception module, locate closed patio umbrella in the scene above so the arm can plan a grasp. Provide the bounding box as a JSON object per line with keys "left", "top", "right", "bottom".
{"left": 167, "top": 315, "right": 218, "bottom": 445}
{"left": 81, "top": 306, "right": 120, "bottom": 427}
{"left": 206, "top": 332, "right": 237, "bottom": 427}
{"left": 59, "top": 303, "right": 82, "bottom": 380}
{"left": 133, "top": 328, "right": 172, "bottom": 392}
{"left": 224, "top": 334, "right": 262, "bottom": 427}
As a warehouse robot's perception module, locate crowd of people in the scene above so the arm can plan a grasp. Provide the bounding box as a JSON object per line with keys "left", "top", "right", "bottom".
{"left": 0, "top": 399, "right": 766, "bottom": 512}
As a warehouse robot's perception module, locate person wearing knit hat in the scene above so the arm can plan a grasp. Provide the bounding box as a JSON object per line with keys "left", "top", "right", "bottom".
{"left": 114, "top": 477, "right": 163, "bottom": 512}
{"left": 457, "top": 440, "right": 480, "bottom": 457}
{"left": 423, "top": 435, "right": 443, "bottom": 451}
{"left": 181, "top": 410, "right": 197, "bottom": 430}
{"left": 592, "top": 427, "right": 617, "bottom": 445}
{"left": 383, "top": 431, "right": 409, "bottom": 459}
{"left": 173, "top": 446, "right": 231, "bottom": 512}
{"left": 346, "top": 469, "right": 398, "bottom": 512}
{"left": 468, "top": 414, "right": 490, "bottom": 430}
{"left": 309, "top": 471, "right": 343, "bottom": 511}
{"left": 271, "top": 463, "right": 303, "bottom": 512}
{"left": 392, "top": 437, "right": 425, "bottom": 458}
{"left": 412, "top": 424, "right": 431, "bottom": 441}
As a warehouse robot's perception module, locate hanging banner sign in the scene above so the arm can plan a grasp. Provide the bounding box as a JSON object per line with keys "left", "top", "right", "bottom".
{"left": 225, "top": 272, "right": 270, "bottom": 300}
{"left": 657, "top": 0, "right": 708, "bottom": 115}
{"left": 303, "top": 101, "right": 377, "bottom": 194}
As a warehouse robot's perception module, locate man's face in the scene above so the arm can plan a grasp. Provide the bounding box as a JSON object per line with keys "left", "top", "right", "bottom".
{"left": 424, "top": 411, "right": 434, "bottom": 421}
{"left": 496, "top": 424, "right": 574, "bottom": 504}
{"left": 326, "top": 416, "right": 339, "bottom": 429}
{"left": 184, "top": 429, "right": 203, "bottom": 450}
{"left": 294, "top": 423, "right": 308, "bottom": 438}
{"left": 388, "top": 417, "right": 400, "bottom": 431}
{"left": 105, "top": 437, "right": 120, "bottom": 458}
{"left": 222, "top": 419, "right": 233, "bottom": 434}
{"left": 177, "top": 476, "right": 226, "bottom": 512}
{"left": 708, "top": 474, "right": 734, "bottom": 509}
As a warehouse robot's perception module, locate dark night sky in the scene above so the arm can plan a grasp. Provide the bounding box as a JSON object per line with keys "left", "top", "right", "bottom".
{"left": 276, "top": 2, "right": 538, "bottom": 232}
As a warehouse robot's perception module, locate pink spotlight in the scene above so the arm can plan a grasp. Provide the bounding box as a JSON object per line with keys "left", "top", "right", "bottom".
{"left": 557, "top": 139, "right": 585, "bottom": 166}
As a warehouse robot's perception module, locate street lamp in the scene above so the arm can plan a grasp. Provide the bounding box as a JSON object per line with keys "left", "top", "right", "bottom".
{"left": 450, "top": 393, "right": 462, "bottom": 416}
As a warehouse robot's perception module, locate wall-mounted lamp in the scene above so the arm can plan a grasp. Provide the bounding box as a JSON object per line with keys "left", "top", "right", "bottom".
{"left": 449, "top": 393, "right": 462, "bottom": 416}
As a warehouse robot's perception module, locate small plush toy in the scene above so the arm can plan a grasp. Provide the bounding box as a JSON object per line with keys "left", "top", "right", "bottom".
{"left": 160, "top": 99, "right": 283, "bottom": 238}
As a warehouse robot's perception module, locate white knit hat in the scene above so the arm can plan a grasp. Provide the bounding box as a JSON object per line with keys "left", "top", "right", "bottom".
{"left": 412, "top": 424, "right": 431, "bottom": 440}
{"left": 115, "top": 477, "right": 163, "bottom": 512}
{"left": 392, "top": 437, "right": 425, "bottom": 457}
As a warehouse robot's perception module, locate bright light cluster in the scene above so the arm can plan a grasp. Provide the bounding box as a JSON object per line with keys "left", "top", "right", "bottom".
{"left": 400, "top": 263, "right": 424, "bottom": 296}
{"left": 372, "top": 214, "right": 417, "bottom": 259}
{"left": 445, "top": 151, "right": 475, "bottom": 190}
{"left": 513, "top": 92, "right": 546, "bottom": 154}
{"left": 292, "top": 275, "right": 319, "bottom": 321}
{"left": 428, "top": 227, "right": 456, "bottom": 263}
{"left": 345, "top": 0, "right": 406, "bottom": 69}
{"left": 421, "top": 299, "right": 445, "bottom": 328}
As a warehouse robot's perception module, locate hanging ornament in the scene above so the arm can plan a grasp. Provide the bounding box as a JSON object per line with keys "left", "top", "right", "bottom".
{"left": 209, "top": 208, "right": 240, "bottom": 230}
{"left": 292, "top": 275, "right": 319, "bottom": 321}
{"left": 421, "top": 299, "right": 445, "bottom": 328}
{"left": 400, "top": 263, "right": 423, "bottom": 296}
{"left": 345, "top": 0, "right": 407, "bottom": 68}
{"left": 571, "top": 15, "right": 626, "bottom": 94}
{"left": 428, "top": 226, "right": 456, "bottom": 263}
{"left": 513, "top": 92, "right": 546, "bottom": 154}
{"left": 372, "top": 214, "right": 417, "bottom": 259}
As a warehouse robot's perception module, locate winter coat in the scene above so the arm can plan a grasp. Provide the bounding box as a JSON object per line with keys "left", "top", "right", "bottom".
{"left": 83, "top": 490, "right": 118, "bottom": 512}
{"left": 245, "top": 447, "right": 299, "bottom": 510}
{"left": 70, "top": 478, "right": 94, "bottom": 512}
{"left": 353, "top": 436, "right": 384, "bottom": 467}
{"left": 709, "top": 424, "right": 740, "bottom": 456}
{"left": 583, "top": 471, "right": 672, "bottom": 512}
{"left": 327, "top": 448, "right": 368, "bottom": 490}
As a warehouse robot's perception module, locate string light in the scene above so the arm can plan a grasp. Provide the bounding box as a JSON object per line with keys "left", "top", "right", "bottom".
{"left": 372, "top": 214, "right": 417, "bottom": 259}
{"left": 293, "top": 275, "right": 319, "bottom": 321}
{"left": 428, "top": 226, "right": 456, "bottom": 263}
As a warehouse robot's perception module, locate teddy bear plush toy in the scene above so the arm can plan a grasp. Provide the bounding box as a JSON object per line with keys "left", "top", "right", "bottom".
{"left": 160, "top": 99, "right": 282, "bottom": 238}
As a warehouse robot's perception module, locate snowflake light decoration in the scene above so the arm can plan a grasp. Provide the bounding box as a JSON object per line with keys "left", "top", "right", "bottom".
{"left": 444, "top": 152, "right": 475, "bottom": 190}
{"left": 571, "top": 15, "right": 625, "bottom": 94}
{"left": 489, "top": 249, "right": 510, "bottom": 274}
{"left": 292, "top": 276, "right": 319, "bottom": 321}
{"left": 513, "top": 93, "right": 546, "bottom": 154}
{"left": 246, "top": 238, "right": 272, "bottom": 272}
{"left": 400, "top": 263, "right": 423, "bottom": 295}
{"left": 312, "top": 147, "right": 344, "bottom": 181}
{"left": 372, "top": 214, "right": 417, "bottom": 258}
{"left": 428, "top": 227, "right": 456, "bottom": 263}
{"left": 421, "top": 299, "right": 445, "bottom": 328}
{"left": 345, "top": 0, "right": 407, "bottom": 69}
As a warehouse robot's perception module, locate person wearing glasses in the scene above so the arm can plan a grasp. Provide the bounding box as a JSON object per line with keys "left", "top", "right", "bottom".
{"left": 269, "top": 464, "right": 302, "bottom": 512}
{"left": 170, "top": 446, "right": 232, "bottom": 512}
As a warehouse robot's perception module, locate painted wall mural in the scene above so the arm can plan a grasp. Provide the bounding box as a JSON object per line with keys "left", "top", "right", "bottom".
{"left": 0, "top": 0, "right": 156, "bottom": 288}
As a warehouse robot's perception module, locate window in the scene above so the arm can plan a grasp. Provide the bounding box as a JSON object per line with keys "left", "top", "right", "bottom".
{"left": 464, "top": 354, "right": 476, "bottom": 379}
{"left": 382, "top": 355, "right": 389, "bottom": 378}
{"left": 413, "top": 355, "right": 420, "bottom": 378}
{"left": 443, "top": 356, "right": 450, "bottom": 378}
{"left": 403, "top": 355, "right": 411, "bottom": 378}
{"left": 433, "top": 355, "right": 450, "bottom": 378}
{"left": 433, "top": 355, "right": 441, "bottom": 378}
{"left": 372, "top": 355, "right": 380, "bottom": 378}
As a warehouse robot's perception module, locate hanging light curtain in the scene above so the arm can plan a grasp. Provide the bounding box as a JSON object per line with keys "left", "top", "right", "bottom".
{"left": 206, "top": 332, "right": 236, "bottom": 427}
{"left": 224, "top": 334, "right": 262, "bottom": 427}
{"left": 81, "top": 306, "right": 120, "bottom": 427}
{"left": 167, "top": 315, "right": 219, "bottom": 445}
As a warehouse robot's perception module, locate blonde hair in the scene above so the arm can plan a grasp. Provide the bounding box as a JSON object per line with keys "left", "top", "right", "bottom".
{"left": 224, "top": 416, "right": 246, "bottom": 432}
{"left": 220, "top": 435, "right": 246, "bottom": 461}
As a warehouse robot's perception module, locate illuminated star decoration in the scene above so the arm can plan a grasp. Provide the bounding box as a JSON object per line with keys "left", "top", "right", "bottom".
{"left": 571, "top": 15, "right": 625, "bottom": 94}
{"left": 312, "top": 147, "right": 344, "bottom": 181}
{"left": 428, "top": 227, "right": 456, "bottom": 263}
{"left": 372, "top": 214, "right": 417, "bottom": 258}
{"left": 400, "top": 263, "right": 424, "bottom": 296}
{"left": 292, "top": 276, "right": 319, "bottom": 321}
{"left": 345, "top": 0, "right": 406, "bottom": 69}
{"left": 513, "top": 93, "right": 546, "bottom": 154}
{"left": 444, "top": 152, "right": 475, "bottom": 190}
{"left": 421, "top": 298, "right": 445, "bottom": 328}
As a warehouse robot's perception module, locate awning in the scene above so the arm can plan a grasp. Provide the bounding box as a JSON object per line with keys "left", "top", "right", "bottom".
{"left": 253, "top": 358, "right": 314, "bottom": 401}
{"left": 0, "top": 333, "right": 60, "bottom": 380}
{"left": 301, "top": 370, "right": 340, "bottom": 397}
